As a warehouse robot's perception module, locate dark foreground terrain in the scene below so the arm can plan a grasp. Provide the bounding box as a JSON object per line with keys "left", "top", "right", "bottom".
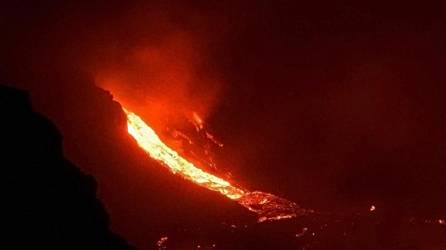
{"left": 2, "top": 85, "right": 135, "bottom": 250}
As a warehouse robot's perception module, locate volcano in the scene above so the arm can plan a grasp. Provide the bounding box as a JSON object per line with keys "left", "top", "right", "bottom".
{"left": 2, "top": 1, "right": 446, "bottom": 249}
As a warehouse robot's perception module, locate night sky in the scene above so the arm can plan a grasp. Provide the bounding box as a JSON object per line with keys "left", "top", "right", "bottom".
{"left": 2, "top": 1, "right": 446, "bottom": 249}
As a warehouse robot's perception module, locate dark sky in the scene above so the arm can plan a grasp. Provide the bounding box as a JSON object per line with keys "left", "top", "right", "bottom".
{"left": 2, "top": 1, "right": 446, "bottom": 249}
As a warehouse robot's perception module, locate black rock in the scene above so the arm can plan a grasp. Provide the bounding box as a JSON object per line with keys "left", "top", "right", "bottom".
{"left": 1, "top": 85, "right": 136, "bottom": 250}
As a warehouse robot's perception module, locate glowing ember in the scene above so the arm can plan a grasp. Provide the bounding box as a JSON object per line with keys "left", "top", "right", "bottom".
{"left": 123, "top": 107, "right": 305, "bottom": 221}
{"left": 295, "top": 227, "right": 308, "bottom": 237}
{"left": 156, "top": 236, "right": 168, "bottom": 249}
{"left": 191, "top": 112, "right": 204, "bottom": 131}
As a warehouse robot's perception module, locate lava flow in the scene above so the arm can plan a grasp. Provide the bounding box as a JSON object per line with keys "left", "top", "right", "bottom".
{"left": 123, "top": 107, "right": 306, "bottom": 222}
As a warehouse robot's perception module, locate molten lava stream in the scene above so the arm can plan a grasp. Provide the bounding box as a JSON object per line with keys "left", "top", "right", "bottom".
{"left": 123, "top": 107, "right": 304, "bottom": 222}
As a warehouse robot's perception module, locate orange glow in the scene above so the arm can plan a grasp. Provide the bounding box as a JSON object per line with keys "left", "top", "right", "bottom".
{"left": 123, "top": 106, "right": 304, "bottom": 221}
{"left": 124, "top": 108, "right": 245, "bottom": 200}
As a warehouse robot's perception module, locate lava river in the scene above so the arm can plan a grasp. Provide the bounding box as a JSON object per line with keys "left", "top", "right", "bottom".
{"left": 123, "top": 107, "right": 307, "bottom": 222}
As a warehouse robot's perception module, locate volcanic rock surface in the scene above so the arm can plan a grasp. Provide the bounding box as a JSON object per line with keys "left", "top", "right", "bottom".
{"left": 1, "top": 85, "right": 135, "bottom": 250}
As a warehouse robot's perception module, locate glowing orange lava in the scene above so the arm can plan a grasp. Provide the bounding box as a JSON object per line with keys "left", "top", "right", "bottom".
{"left": 125, "top": 108, "right": 245, "bottom": 200}
{"left": 123, "top": 107, "right": 305, "bottom": 221}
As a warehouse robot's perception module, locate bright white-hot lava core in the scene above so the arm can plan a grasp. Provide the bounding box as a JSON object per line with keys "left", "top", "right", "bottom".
{"left": 123, "top": 107, "right": 305, "bottom": 222}
{"left": 124, "top": 108, "right": 245, "bottom": 200}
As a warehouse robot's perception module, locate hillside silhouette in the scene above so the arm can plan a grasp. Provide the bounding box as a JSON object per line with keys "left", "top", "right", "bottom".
{"left": 1, "top": 85, "right": 135, "bottom": 250}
